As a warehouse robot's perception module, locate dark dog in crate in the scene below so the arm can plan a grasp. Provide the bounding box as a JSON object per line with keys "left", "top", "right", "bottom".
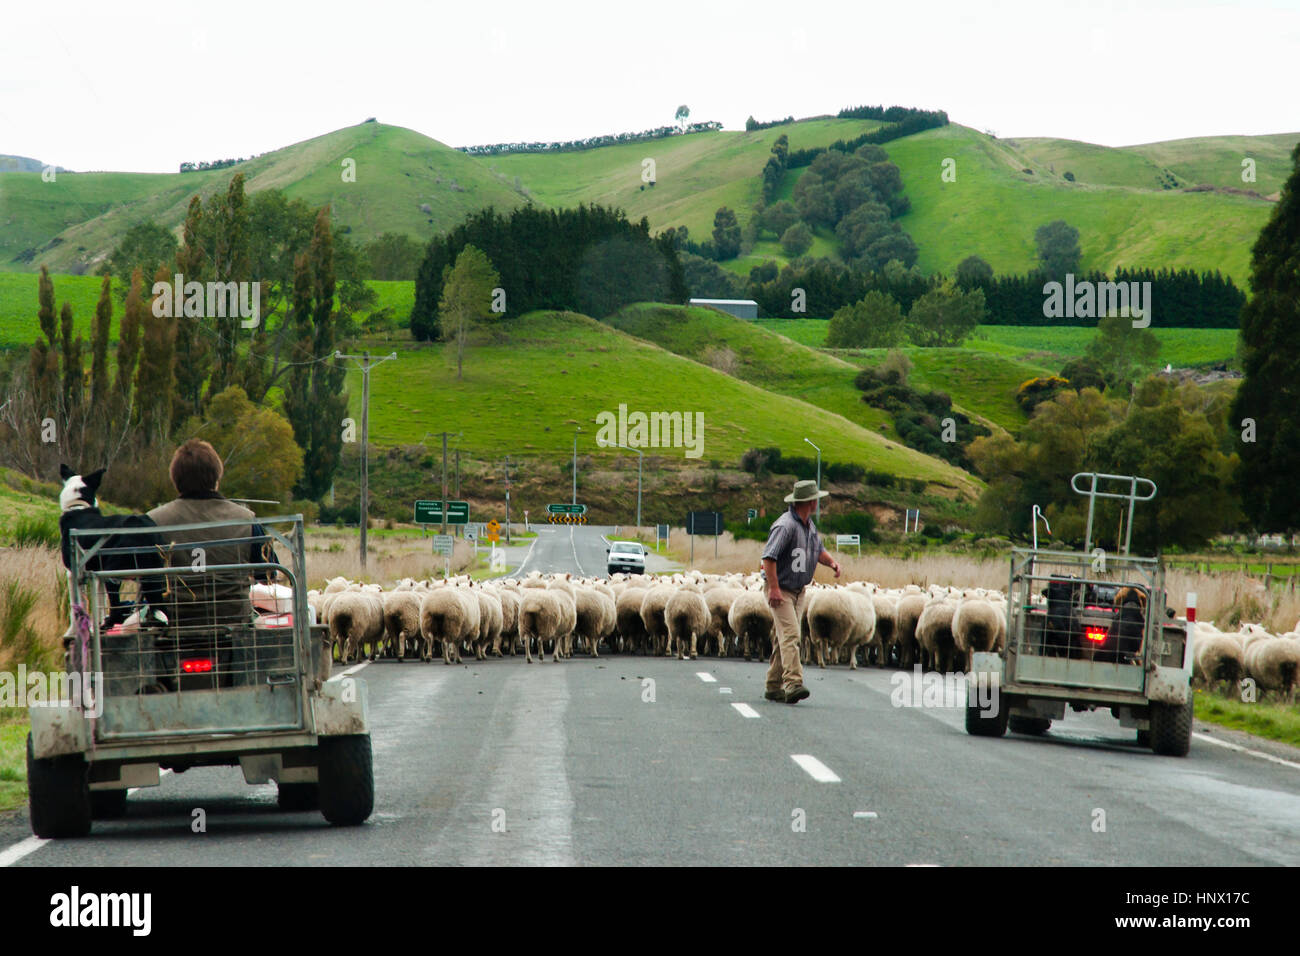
{"left": 58, "top": 464, "right": 167, "bottom": 628}
{"left": 1113, "top": 586, "right": 1148, "bottom": 661}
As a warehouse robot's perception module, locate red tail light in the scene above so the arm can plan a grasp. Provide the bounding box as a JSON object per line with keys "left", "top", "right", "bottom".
{"left": 182, "top": 658, "right": 213, "bottom": 674}
{"left": 1084, "top": 626, "right": 1108, "bottom": 643}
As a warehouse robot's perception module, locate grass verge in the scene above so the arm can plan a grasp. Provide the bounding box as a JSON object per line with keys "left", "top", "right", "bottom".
{"left": 1194, "top": 690, "right": 1300, "bottom": 748}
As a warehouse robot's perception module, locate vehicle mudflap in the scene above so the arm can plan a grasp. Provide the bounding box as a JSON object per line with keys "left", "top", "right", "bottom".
{"left": 313, "top": 674, "right": 369, "bottom": 736}
{"left": 29, "top": 703, "right": 89, "bottom": 759}
{"left": 1146, "top": 664, "right": 1191, "bottom": 705}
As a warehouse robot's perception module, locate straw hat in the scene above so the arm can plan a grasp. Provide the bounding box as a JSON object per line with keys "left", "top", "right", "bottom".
{"left": 784, "top": 479, "right": 829, "bottom": 503}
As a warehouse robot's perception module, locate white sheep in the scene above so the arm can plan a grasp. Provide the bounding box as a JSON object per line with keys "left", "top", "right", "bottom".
{"left": 1193, "top": 625, "right": 1245, "bottom": 691}
{"left": 665, "top": 585, "right": 711, "bottom": 660}
{"left": 1244, "top": 637, "right": 1300, "bottom": 703}
{"left": 704, "top": 587, "right": 742, "bottom": 657}
{"left": 894, "top": 592, "right": 928, "bottom": 668}
{"left": 640, "top": 584, "right": 676, "bottom": 657}
{"left": 420, "top": 587, "right": 476, "bottom": 665}
{"left": 916, "top": 598, "right": 959, "bottom": 673}
{"left": 381, "top": 590, "right": 423, "bottom": 661}
{"left": 519, "top": 587, "right": 563, "bottom": 663}
{"left": 616, "top": 587, "right": 650, "bottom": 654}
{"left": 329, "top": 589, "right": 385, "bottom": 663}
{"left": 804, "top": 587, "right": 875, "bottom": 669}
{"left": 728, "top": 590, "right": 775, "bottom": 661}
{"left": 952, "top": 597, "right": 1003, "bottom": 672}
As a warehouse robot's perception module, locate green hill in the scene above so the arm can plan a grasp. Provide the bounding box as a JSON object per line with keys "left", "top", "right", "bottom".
{"left": 341, "top": 309, "right": 979, "bottom": 496}
{"left": 0, "top": 124, "right": 527, "bottom": 274}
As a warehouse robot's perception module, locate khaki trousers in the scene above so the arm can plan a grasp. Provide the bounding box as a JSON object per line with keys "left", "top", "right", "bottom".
{"left": 765, "top": 588, "right": 805, "bottom": 693}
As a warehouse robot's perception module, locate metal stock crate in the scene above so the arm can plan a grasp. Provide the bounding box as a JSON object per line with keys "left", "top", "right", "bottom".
{"left": 27, "top": 514, "right": 372, "bottom": 838}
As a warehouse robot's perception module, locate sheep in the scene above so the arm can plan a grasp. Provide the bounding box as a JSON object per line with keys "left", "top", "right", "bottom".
{"left": 952, "top": 597, "right": 1003, "bottom": 672}
{"left": 329, "top": 590, "right": 386, "bottom": 664}
{"left": 704, "top": 587, "right": 742, "bottom": 657}
{"left": 420, "top": 587, "right": 476, "bottom": 665}
{"left": 546, "top": 580, "right": 578, "bottom": 660}
{"left": 469, "top": 586, "right": 502, "bottom": 660}
{"left": 728, "top": 590, "right": 774, "bottom": 661}
{"left": 916, "top": 598, "right": 959, "bottom": 673}
{"left": 381, "top": 590, "right": 423, "bottom": 661}
{"left": 572, "top": 585, "right": 614, "bottom": 657}
{"left": 519, "top": 587, "right": 563, "bottom": 663}
{"left": 803, "top": 587, "right": 875, "bottom": 669}
{"left": 640, "top": 585, "right": 676, "bottom": 657}
{"left": 665, "top": 585, "right": 711, "bottom": 660}
{"left": 1244, "top": 637, "right": 1300, "bottom": 703}
{"left": 616, "top": 587, "right": 650, "bottom": 654}
{"left": 1193, "top": 625, "right": 1245, "bottom": 692}
{"left": 494, "top": 586, "right": 520, "bottom": 655}
{"left": 870, "top": 592, "right": 898, "bottom": 666}
{"left": 894, "top": 592, "right": 928, "bottom": 668}
{"left": 1239, "top": 623, "right": 1272, "bottom": 654}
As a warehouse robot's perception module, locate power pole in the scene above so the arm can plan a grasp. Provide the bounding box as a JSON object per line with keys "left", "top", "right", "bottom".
{"left": 427, "top": 430, "right": 461, "bottom": 537}
{"left": 334, "top": 350, "right": 396, "bottom": 570}
{"left": 504, "top": 456, "right": 513, "bottom": 545}
{"left": 454, "top": 448, "right": 460, "bottom": 499}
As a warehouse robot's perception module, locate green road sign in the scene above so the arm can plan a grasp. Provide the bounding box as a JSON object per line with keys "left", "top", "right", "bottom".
{"left": 415, "top": 500, "right": 470, "bottom": 524}
{"left": 747, "top": 508, "right": 758, "bottom": 519}
{"left": 546, "top": 503, "right": 587, "bottom": 515}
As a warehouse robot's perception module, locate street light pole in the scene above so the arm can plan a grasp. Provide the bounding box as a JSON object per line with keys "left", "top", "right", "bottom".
{"left": 804, "top": 436, "right": 822, "bottom": 520}
{"left": 334, "top": 350, "right": 396, "bottom": 570}
{"left": 572, "top": 428, "right": 581, "bottom": 506}
{"left": 614, "top": 443, "right": 643, "bottom": 530}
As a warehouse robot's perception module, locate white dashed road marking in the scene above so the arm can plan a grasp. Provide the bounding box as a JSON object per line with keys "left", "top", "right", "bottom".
{"left": 695, "top": 672, "right": 716, "bottom": 683}
{"left": 0, "top": 836, "right": 47, "bottom": 868}
{"left": 731, "top": 703, "right": 760, "bottom": 719}
{"left": 791, "top": 754, "right": 841, "bottom": 783}
{"left": 853, "top": 811, "right": 878, "bottom": 819}
{"left": 1192, "top": 731, "right": 1300, "bottom": 770}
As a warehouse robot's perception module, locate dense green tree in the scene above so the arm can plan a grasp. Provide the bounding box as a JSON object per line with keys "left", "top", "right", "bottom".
{"left": 439, "top": 244, "right": 501, "bottom": 380}
{"left": 1084, "top": 313, "right": 1161, "bottom": 390}
{"left": 1230, "top": 142, "right": 1300, "bottom": 531}
{"left": 761, "top": 200, "right": 799, "bottom": 237}
{"left": 171, "top": 196, "right": 212, "bottom": 428}
{"left": 835, "top": 202, "right": 892, "bottom": 260}
{"left": 780, "top": 222, "right": 813, "bottom": 258}
{"left": 1060, "top": 357, "right": 1106, "bottom": 392}
{"left": 178, "top": 386, "right": 303, "bottom": 505}
{"left": 90, "top": 275, "right": 112, "bottom": 414}
{"left": 955, "top": 254, "right": 994, "bottom": 286}
{"left": 134, "top": 266, "right": 176, "bottom": 445}
{"left": 859, "top": 231, "right": 919, "bottom": 272}
{"left": 906, "top": 282, "right": 984, "bottom": 346}
{"left": 826, "top": 291, "right": 906, "bottom": 348}
{"left": 711, "top": 207, "right": 741, "bottom": 260}
{"left": 365, "top": 232, "right": 424, "bottom": 279}
{"left": 108, "top": 222, "right": 178, "bottom": 301}
{"left": 1034, "top": 219, "right": 1081, "bottom": 277}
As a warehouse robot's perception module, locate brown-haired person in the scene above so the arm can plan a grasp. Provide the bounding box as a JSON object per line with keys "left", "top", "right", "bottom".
{"left": 147, "top": 439, "right": 270, "bottom": 629}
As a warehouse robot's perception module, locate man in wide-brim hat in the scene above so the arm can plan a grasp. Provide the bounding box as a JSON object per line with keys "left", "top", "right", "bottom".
{"left": 760, "top": 478, "right": 840, "bottom": 704}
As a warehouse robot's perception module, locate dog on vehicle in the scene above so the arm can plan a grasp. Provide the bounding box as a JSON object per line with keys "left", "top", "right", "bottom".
{"left": 58, "top": 464, "right": 166, "bottom": 627}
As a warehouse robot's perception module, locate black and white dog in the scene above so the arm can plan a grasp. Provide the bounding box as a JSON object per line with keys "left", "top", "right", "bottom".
{"left": 58, "top": 464, "right": 166, "bottom": 627}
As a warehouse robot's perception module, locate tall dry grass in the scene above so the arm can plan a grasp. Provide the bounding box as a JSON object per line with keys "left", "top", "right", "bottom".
{"left": 674, "top": 532, "right": 1300, "bottom": 632}
{"left": 0, "top": 546, "right": 66, "bottom": 674}
{"left": 304, "top": 531, "right": 476, "bottom": 588}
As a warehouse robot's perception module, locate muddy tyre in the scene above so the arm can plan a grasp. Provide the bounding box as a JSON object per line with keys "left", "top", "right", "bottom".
{"left": 1149, "top": 693, "right": 1193, "bottom": 757}
{"left": 318, "top": 734, "right": 374, "bottom": 825}
{"left": 26, "top": 733, "right": 91, "bottom": 838}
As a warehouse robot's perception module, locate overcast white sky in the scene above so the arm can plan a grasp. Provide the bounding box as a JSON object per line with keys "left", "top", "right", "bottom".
{"left": 2, "top": 0, "right": 1297, "bottom": 173}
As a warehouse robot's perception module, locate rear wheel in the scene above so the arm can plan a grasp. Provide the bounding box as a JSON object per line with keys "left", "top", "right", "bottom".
{"left": 1009, "top": 715, "right": 1052, "bottom": 736}
{"left": 26, "top": 733, "right": 91, "bottom": 838}
{"left": 1149, "top": 693, "right": 1193, "bottom": 757}
{"left": 965, "top": 693, "right": 1008, "bottom": 737}
{"left": 318, "top": 735, "right": 374, "bottom": 825}
{"left": 90, "top": 788, "right": 129, "bottom": 820}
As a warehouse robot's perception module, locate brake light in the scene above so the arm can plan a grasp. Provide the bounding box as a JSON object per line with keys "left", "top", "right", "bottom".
{"left": 1084, "top": 626, "right": 1108, "bottom": 643}
{"left": 182, "top": 658, "right": 213, "bottom": 674}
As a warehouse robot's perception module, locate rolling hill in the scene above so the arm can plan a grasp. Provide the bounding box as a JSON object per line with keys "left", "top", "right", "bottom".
{"left": 339, "top": 309, "right": 980, "bottom": 496}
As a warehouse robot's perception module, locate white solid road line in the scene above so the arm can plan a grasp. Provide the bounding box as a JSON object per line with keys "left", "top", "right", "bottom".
{"left": 695, "top": 672, "right": 717, "bottom": 683}
{"left": 568, "top": 526, "right": 586, "bottom": 576}
{"left": 853, "top": 811, "right": 879, "bottom": 819}
{"left": 1192, "top": 731, "right": 1300, "bottom": 770}
{"left": 0, "top": 836, "right": 48, "bottom": 868}
{"left": 791, "top": 754, "right": 841, "bottom": 783}
{"left": 731, "top": 703, "right": 760, "bottom": 719}
{"left": 332, "top": 660, "right": 371, "bottom": 680}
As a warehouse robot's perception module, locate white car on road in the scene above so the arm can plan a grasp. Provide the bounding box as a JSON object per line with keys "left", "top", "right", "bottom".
{"left": 606, "top": 540, "right": 646, "bottom": 576}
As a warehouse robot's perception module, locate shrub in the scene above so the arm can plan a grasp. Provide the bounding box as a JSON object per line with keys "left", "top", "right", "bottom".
{"left": 1063, "top": 171, "right": 1075, "bottom": 182}
{"left": 1015, "top": 375, "right": 1071, "bottom": 413}
{"left": 8, "top": 514, "right": 59, "bottom": 549}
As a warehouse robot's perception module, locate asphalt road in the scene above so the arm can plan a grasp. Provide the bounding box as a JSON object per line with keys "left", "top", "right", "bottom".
{"left": 2, "top": 523, "right": 1298, "bottom": 866}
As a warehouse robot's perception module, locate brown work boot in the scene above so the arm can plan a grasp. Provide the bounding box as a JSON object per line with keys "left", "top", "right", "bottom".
{"left": 764, "top": 688, "right": 784, "bottom": 701}
{"left": 784, "top": 684, "right": 811, "bottom": 704}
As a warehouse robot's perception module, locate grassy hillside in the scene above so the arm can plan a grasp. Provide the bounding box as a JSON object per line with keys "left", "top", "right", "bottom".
{"left": 471, "top": 119, "right": 881, "bottom": 242}
{"left": 1013, "top": 133, "right": 1299, "bottom": 197}
{"left": 1, "top": 123, "right": 525, "bottom": 275}
{"left": 342, "top": 310, "right": 979, "bottom": 495}
{"left": 755, "top": 320, "right": 1240, "bottom": 368}
{"left": 0, "top": 272, "right": 416, "bottom": 350}
{"left": 885, "top": 125, "right": 1272, "bottom": 284}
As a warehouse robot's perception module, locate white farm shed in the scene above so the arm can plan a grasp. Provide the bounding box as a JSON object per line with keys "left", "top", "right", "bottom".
{"left": 689, "top": 298, "right": 758, "bottom": 320}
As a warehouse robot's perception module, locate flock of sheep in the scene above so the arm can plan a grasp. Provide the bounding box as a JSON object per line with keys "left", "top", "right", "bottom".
{"left": 306, "top": 571, "right": 1011, "bottom": 674}
{"left": 1193, "top": 621, "right": 1300, "bottom": 704}
{"left": 306, "top": 570, "right": 1300, "bottom": 704}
